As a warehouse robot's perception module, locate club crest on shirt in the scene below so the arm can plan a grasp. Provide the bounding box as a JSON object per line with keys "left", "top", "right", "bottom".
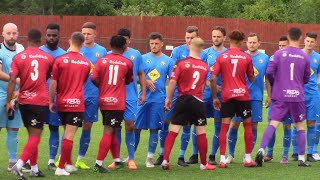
{"left": 21, "top": 54, "right": 26, "bottom": 59}
{"left": 185, "top": 63, "right": 190, "bottom": 68}
{"left": 161, "top": 61, "right": 166, "bottom": 66}
{"left": 63, "top": 59, "right": 69, "bottom": 63}
{"left": 259, "top": 59, "right": 263, "bottom": 63}
{"left": 282, "top": 52, "right": 287, "bottom": 57}
{"left": 148, "top": 69, "right": 161, "bottom": 81}
{"left": 210, "top": 65, "right": 214, "bottom": 71}
{"left": 223, "top": 54, "right": 228, "bottom": 58}
{"left": 253, "top": 66, "right": 259, "bottom": 77}
{"left": 131, "top": 56, "right": 135, "bottom": 60}
{"left": 96, "top": 52, "right": 100, "bottom": 57}
{"left": 313, "top": 59, "right": 317, "bottom": 63}
{"left": 102, "top": 59, "right": 107, "bottom": 64}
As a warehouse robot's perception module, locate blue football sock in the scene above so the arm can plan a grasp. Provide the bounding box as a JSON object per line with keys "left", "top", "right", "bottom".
{"left": 134, "top": 131, "right": 141, "bottom": 152}
{"left": 159, "top": 122, "right": 169, "bottom": 155}
{"left": 148, "top": 130, "right": 159, "bottom": 155}
{"left": 116, "top": 128, "right": 122, "bottom": 150}
{"left": 307, "top": 125, "right": 316, "bottom": 155}
{"left": 126, "top": 131, "right": 135, "bottom": 160}
{"left": 252, "top": 128, "right": 258, "bottom": 150}
{"left": 179, "top": 126, "right": 191, "bottom": 158}
{"left": 291, "top": 126, "right": 298, "bottom": 154}
{"left": 266, "top": 132, "right": 276, "bottom": 157}
{"left": 192, "top": 127, "right": 198, "bottom": 155}
{"left": 313, "top": 123, "right": 320, "bottom": 154}
{"left": 211, "top": 121, "right": 221, "bottom": 156}
{"left": 79, "top": 129, "right": 91, "bottom": 157}
{"left": 228, "top": 127, "right": 238, "bottom": 157}
{"left": 283, "top": 128, "right": 291, "bottom": 157}
{"left": 49, "top": 128, "right": 59, "bottom": 160}
{"left": 6, "top": 130, "right": 18, "bottom": 161}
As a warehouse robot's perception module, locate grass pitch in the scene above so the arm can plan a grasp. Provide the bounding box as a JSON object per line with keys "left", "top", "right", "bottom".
{"left": 0, "top": 104, "right": 319, "bottom": 179}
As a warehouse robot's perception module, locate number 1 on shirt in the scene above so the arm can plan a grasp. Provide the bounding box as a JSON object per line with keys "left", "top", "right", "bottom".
{"left": 290, "top": 63, "right": 294, "bottom": 80}
{"left": 231, "top": 59, "right": 238, "bottom": 77}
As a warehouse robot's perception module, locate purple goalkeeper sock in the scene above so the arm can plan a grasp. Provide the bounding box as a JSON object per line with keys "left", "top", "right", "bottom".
{"left": 259, "top": 125, "right": 276, "bottom": 149}
{"left": 297, "top": 130, "right": 306, "bottom": 155}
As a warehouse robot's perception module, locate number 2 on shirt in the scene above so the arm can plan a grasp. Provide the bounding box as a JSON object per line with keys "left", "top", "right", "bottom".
{"left": 231, "top": 59, "right": 238, "bottom": 77}
{"left": 191, "top": 71, "right": 200, "bottom": 89}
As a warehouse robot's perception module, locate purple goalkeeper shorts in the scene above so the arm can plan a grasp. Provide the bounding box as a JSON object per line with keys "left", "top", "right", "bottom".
{"left": 269, "top": 100, "right": 306, "bottom": 123}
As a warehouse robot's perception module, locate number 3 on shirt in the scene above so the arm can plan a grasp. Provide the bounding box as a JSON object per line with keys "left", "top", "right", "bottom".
{"left": 31, "top": 60, "right": 39, "bottom": 81}
{"left": 191, "top": 71, "right": 200, "bottom": 89}
{"left": 231, "top": 59, "right": 238, "bottom": 77}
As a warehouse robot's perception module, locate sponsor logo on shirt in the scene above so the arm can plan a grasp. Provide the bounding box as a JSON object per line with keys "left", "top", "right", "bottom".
{"left": 22, "top": 91, "right": 37, "bottom": 98}
{"left": 29, "top": 54, "right": 48, "bottom": 59}
{"left": 230, "top": 88, "right": 246, "bottom": 97}
{"left": 103, "top": 97, "right": 118, "bottom": 103}
{"left": 230, "top": 55, "right": 247, "bottom": 59}
{"left": 283, "top": 89, "right": 300, "bottom": 97}
{"left": 148, "top": 69, "right": 161, "bottom": 81}
{"left": 288, "top": 54, "right": 304, "bottom": 59}
{"left": 146, "top": 60, "right": 151, "bottom": 63}
{"left": 110, "top": 60, "right": 127, "bottom": 66}
{"left": 65, "top": 98, "right": 81, "bottom": 105}
{"left": 192, "top": 64, "right": 207, "bottom": 71}
{"left": 71, "top": 59, "right": 89, "bottom": 66}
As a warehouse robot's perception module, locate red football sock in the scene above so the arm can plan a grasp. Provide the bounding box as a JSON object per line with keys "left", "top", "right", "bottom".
{"left": 163, "top": 131, "right": 178, "bottom": 162}
{"left": 19, "top": 136, "right": 40, "bottom": 164}
{"left": 197, "top": 133, "right": 208, "bottom": 165}
{"left": 243, "top": 122, "right": 253, "bottom": 154}
{"left": 59, "top": 139, "right": 73, "bottom": 169}
{"left": 96, "top": 133, "right": 112, "bottom": 161}
{"left": 30, "top": 144, "right": 39, "bottom": 166}
{"left": 219, "top": 123, "right": 230, "bottom": 156}
{"left": 110, "top": 133, "right": 119, "bottom": 159}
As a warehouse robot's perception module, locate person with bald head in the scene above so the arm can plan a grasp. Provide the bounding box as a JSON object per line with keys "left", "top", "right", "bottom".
{"left": 0, "top": 23, "right": 25, "bottom": 171}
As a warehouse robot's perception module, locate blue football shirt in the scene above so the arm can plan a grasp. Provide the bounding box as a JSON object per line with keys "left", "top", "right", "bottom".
{"left": 80, "top": 43, "right": 107, "bottom": 99}
{"left": 123, "top": 48, "right": 144, "bottom": 101}
{"left": 202, "top": 46, "right": 227, "bottom": 101}
{"left": 246, "top": 51, "right": 269, "bottom": 101}
{"left": 140, "top": 52, "right": 174, "bottom": 102}
{"left": 0, "top": 43, "right": 24, "bottom": 99}
{"left": 304, "top": 51, "right": 320, "bottom": 97}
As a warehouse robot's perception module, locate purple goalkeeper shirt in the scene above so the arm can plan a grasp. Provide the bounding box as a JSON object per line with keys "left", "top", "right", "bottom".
{"left": 267, "top": 46, "right": 310, "bottom": 102}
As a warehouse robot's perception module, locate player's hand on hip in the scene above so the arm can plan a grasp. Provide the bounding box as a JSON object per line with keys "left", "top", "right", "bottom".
{"left": 49, "top": 102, "right": 56, "bottom": 113}
{"left": 164, "top": 99, "right": 172, "bottom": 111}
{"left": 213, "top": 97, "right": 221, "bottom": 111}
{"left": 139, "top": 94, "right": 146, "bottom": 105}
{"left": 265, "top": 96, "right": 271, "bottom": 108}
